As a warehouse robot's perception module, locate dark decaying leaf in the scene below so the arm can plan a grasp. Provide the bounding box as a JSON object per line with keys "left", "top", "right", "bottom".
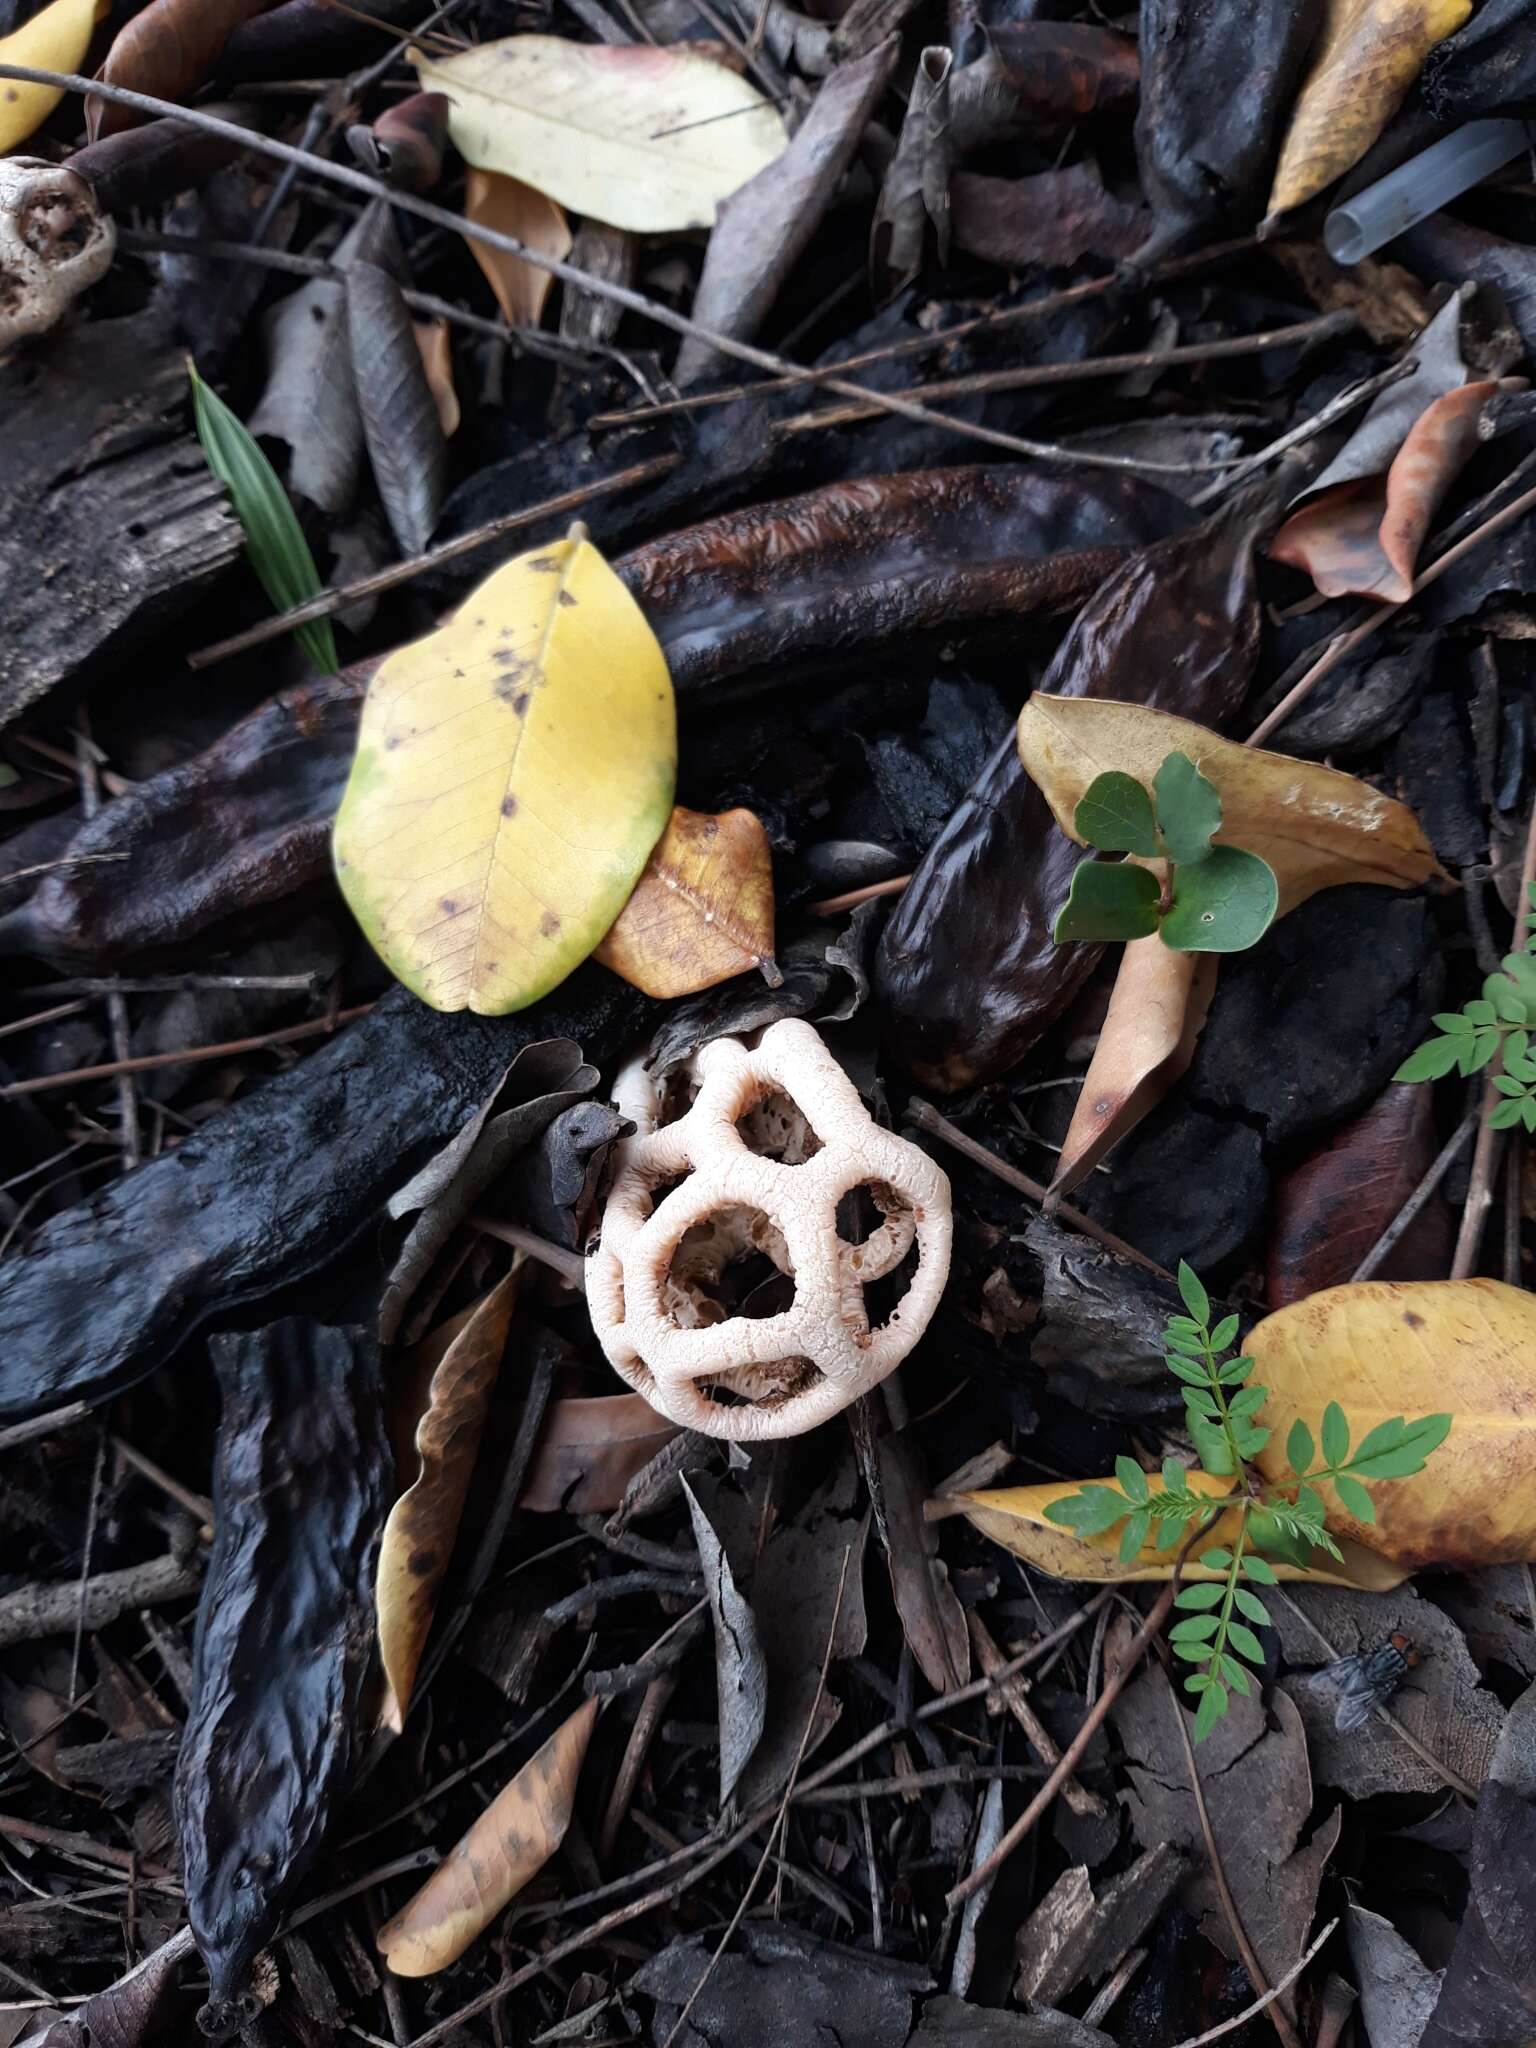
{"left": 875, "top": 1427, "right": 969, "bottom": 1694}
{"left": 32, "top": 1929, "right": 197, "bottom": 2048}
{"left": 87, "top": 0, "right": 272, "bottom": 139}
{"left": 682, "top": 1477, "right": 768, "bottom": 1804}
{"left": 951, "top": 165, "right": 1148, "bottom": 271}
{"left": 874, "top": 480, "right": 1281, "bottom": 1092}
{"left": 1266, "top": 1081, "right": 1449, "bottom": 1307}
{"left": 0, "top": 466, "right": 1174, "bottom": 974}
{"left": 500, "top": 1098, "right": 628, "bottom": 1250}
{"left": 0, "top": 972, "right": 650, "bottom": 1424}
{"left": 1270, "top": 633, "right": 1433, "bottom": 758}
{"left": 985, "top": 21, "right": 1139, "bottom": 127}
{"left": 1130, "top": 0, "right": 1322, "bottom": 266}
{"left": 1347, "top": 1904, "right": 1442, "bottom": 2048}
{"left": 908, "top": 1996, "right": 1115, "bottom": 2047}
{"left": 872, "top": 46, "right": 954, "bottom": 298}
{"left": 380, "top": 1038, "right": 597, "bottom": 1345}
{"left": 1420, "top": 1675, "right": 1536, "bottom": 2046}
{"left": 678, "top": 37, "right": 897, "bottom": 384}
{"left": 346, "top": 259, "right": 448, "bottom": 559}
{"left": 219, "top": 0, "right": 424, "bottom": 81}
{"left": 1013, "top": 1845, "right": 1186, "bottom": 2009}
{"left": 632, "top": 1923, "right": 931, "bottom": 2048}
{"left": 175, "top": 1320, "right": 389, "bottom": 2033}
{"left": 346, "top": 91, "right": 450, "bottom": 193}
{"left": 518, "top": 1392, "right": 680, "bottom": 1513}
{"left": 1425, "top": 0, "right": 1536, "bottom": 118}
{"left": 67, "top": 106, "right": 252, "bottom": 213}
{"left": 1113, "top": 1672, "right": 1339, "bottom": 1992}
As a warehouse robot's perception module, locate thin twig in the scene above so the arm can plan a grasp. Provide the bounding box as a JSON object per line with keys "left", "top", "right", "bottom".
{"left": 0, "top": 1005, "right": 373, "bottom": 1099}
{"left": 1187, "top": 358, "right": 1416, "bottom": 509}
{"left": 1349, "top": 1107, "right": 1479, "bottom": 1281}
{"left": 469, "top": 1214, "right": 587, "bottom": 1287}
{"left": 186, "top": 454, "right": 681, "bottom": 667}
{"left": 0, "top": 1402, "right": 91, "bottom": 1453}
{"left": 906, "top": 1098, "right": 1173, "bottom": 1278}
{"left": 944, "top": 1575, "right": 1183, "bottom": 1907}
{"left": 1161, "top": 1667, "right": 1302, "bottom": 2048}
{"left": 805, "top": 875, "right": 911, "bottom": 917}
{"left": 74, "top": 725, "right": 138, "bottom": 1169}
{"left": 1165, "top": 1921, "right": 1339, "bottom": 2048}
{"left": 0, "top": 66, "right": 1246, "bottom": 481}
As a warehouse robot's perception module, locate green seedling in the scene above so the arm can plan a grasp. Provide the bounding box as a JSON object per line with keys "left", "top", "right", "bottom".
{"left": 1397, "top": 882, "right": 1536, "bottom": 1132}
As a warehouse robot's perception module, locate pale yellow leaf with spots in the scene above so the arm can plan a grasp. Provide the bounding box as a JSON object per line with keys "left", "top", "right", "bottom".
{"left": 0, "top": 0, "right": 107, "bottom": 152}
{"left": 333, "top": 529, "right": 675, "bottom": 1014}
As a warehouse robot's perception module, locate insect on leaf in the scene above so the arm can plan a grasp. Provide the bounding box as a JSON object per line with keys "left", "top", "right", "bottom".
{"left": 594, "top": 804, "right": 780, "bottom": 999}
{"left": 188, "top": 363, "right": 338, "bottom": 676}
{"left": 413, "top": 35, "right": 788, "bottom": 234}
{"left": 333, "top": 527, "right": 677, "bottom": 1014}
{"left": 1161, "top": 846, "right": 1279, "bottom": 953}
{"left": 1053, "top": 859, "right": 1161, "bottom": 944}
{"left": 1073, "top": 770, "right": 1160, "bottom": 856}
{"left": 1153, "top": 751, "right": 1222, "bottom": 867}
{"left": 377, "top": 1696, "right": 599, "bottom": 1975}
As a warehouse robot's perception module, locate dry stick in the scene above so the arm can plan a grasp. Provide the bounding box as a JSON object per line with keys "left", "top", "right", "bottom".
{"left": 659, "top": 1548, "right": 851, "bottom": 2048}
{"left": 1160, "top": 1667, "right": 1303, "bottom": 2048}
{"left": 773, "top": 311, "right": 1357, "bottom": 437}
{"left": 0, "top": 1551, "right": 200, "bottom": 1651}
{"left": 0, "top": 1003, "right": 373, "bottom": 1099}
{"left": 0, "top": 1000, "right": 91, "bottom": 1041}
{"left": 1272, "top": 1588, "right": 1479, "bottom": 1801}
{"left": 0, "top": 66, "right": 1245, "bottom": 486}
{"left": 1349, "top": 1106, "right": 1480, "bottom": 1282}
{"left": 967, "top": 1608, "right": 1106, "bottom": 1819}
{"left": 0, "top": 1402, "right": 91, "bottom": 1453}
{"left": 74, "top": 725, "right": 138, "bottom": 1170}
{"left": 806, "top": 874, "right": 912, "bottom": 917}
{"left": 1452, "top": 781, "right": 1536, "bottom": 1278}
{"left": 1248, "top": 475, "right": 1536, "bottom": 746}
{"left": 599, "top": 1674, "right": 676, "bottom": 1864}
{"left": 187, "top": 453, "right": 681, "bottom": 668}
{"left": 944, "top": 1575, "right": 1182, "bottom": 1908}
{"left": 1167, "top": 1921, "right": 1339, "bottom": 2048}
{"left": 470, "top": 1213, "right": 588, "bottom": 1287}
{"left": 585, "top": 232, "right": 1265, "bottom": 428}
{"left": 906, "top": 1097, "right": 1174, "bottom": 1278}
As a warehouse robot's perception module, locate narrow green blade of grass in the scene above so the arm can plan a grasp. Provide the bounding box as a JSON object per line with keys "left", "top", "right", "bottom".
{"left": 188, "top": 360, "right": 338, "bottom": 675}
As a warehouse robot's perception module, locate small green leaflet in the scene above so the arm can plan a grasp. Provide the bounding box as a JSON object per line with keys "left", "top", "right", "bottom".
{"left": 188, "top": 361, "right": 338, "bottom": 676}
{"left": 1074, "top": 771, "right": 1160, "bottom": 857}
{"left": 1053, "top": 859, "right": 1161, "bottom": 943}
{"left": 1162, "top": 846, "right": 1279, "bottom": 953}
{"left": 1153, "top": 752, "right": 1222, "bottom": 867}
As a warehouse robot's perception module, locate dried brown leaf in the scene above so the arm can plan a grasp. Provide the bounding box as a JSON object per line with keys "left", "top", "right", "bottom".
{"left": 412, "top": 317, "right": 460, "bottom": 438}
{"left": 376, "top": 1696, "right": 599, "bottom": 1976}
{"left": 876, "top": 1428, "right": 969, "bottom": 1693}
{"left": 88, "top": 0, "right": 271, "bottom": 139}
{"left": 519, "top": 1392, "right": 679, "bottom": 1513}
{"left": 377, "top": 1270, "right": 520, "bottom": 1734}
{"left": 1050, "top": 938, "right": 1216, "bottom": 1198}
{"left": 594, "top": 804, "right": 779, "bottom": 1000}
{"left": 347, "top": 91, "right": 450, "bottom": 193}
{"left": 462, "top": 167, "right": 572, "bottom": 330}
{"left": 346, "top": 257, "right": 448, "bottom": 559}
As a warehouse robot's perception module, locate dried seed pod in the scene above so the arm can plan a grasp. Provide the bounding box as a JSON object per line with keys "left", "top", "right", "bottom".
{"left": 175, "top": 1321, "right": 390, "bottom": 2035}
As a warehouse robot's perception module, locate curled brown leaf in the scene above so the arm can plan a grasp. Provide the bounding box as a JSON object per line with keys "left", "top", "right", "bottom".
{"left": 88, "top": 0, "right": 272, "bottom": 140}
{"left": 519, "top": 1393, "right": 679, "bottom": 1514}
{"left": 462, "top": 166, "right": 573, "bottom": 330}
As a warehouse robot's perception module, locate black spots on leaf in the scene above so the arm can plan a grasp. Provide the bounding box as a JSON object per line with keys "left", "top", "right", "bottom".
{"left": 539, "top": 909, "right": 562, "bottom": 937}
{"left": 408, "top": 1546, "right": 437, "bottom": 1576}
{"left": 440, "top": 897, "right": 463, "bottom": 917}
{"left": 557, "top": 589, "right": 578, "bottom": 608}
{"left": 528, "top": 554, "right": 560, "bottom": 573}
{"left": 501, "top": 794, "right": 519, "bottom": 818}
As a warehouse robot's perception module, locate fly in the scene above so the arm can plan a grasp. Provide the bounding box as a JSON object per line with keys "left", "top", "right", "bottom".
{"left": 1307, "top": 1632, "right": 1419, "bottom": 1732}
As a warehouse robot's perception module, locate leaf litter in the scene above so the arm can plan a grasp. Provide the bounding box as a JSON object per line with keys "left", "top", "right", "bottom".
{"left": 8, "top": 4, "right": 1536, "bottom": 2044}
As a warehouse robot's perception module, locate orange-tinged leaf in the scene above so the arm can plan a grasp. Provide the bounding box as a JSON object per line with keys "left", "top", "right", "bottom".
{"left": 957, "top": 1471, "right": 1403, "bottom": 1588}
{"left": 1251, "top": 1279, "right": 1536, "bottom": 1570}
{"left": 593, "top": 804, "right": 780, "bottom": 1000}
{"left": 377, "top": 1696, "right": 598, "bottom": 1975}
{"left": 462, "top": 167, "right": 572, "bottom": 329}
{"left": 518, "top": 1392, "right": 678, "bottom": 1513}
{"left": 1017, "top": 694, "right": 1448, "bottom": 915}
{"left": 412, "top": 318, "right": 461, "bottom": 438}
{"left": 1051, "top": 937, "right": 1216, "bottom": 1198}
{"left": 1265, "top": 0, "right": 1472, "bottom": 224}
{"left": 377, "top": 1271, "right": 519, "bottom": 1734}
{"left": 0, "top": 0, "right": 108, "bottom": 152}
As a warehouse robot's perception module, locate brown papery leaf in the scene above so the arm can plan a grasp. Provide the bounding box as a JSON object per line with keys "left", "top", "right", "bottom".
{"left": 1251, "top": 1279, "right": 1536, "bottom": 1570}
{"left": 1265, "top": 0, "right": 1472, "bottom": 224}
{"left": 377, "top": 1696, "right": 598, "bottom": 1976}
{"left": 519, "top": 1392, "right": 679, "bottom": 1513}
{"left": 1017, "top": 694, "right": 1449, "bottom": 914}
{"left": 377, "top": 1270, "right": 520, "bottom": 1734}
{"left": 348, "top": 91, "right": 450, "bottom": 193}
{"left": 594, "top": 805, "right": 780, "bottom": 1000}
{"left": 88, "top": 0, "right": 273, "bottom": 139}
{"left": 412, "top": 318, "right": 460, "bottom": 438}
{"left": 876, "top": 1428, "right": 969, "bottom": 1693}
{"left": 462, "top": 167, "right": 572, "bottom": 330}
{"left": 1051, "top": 938, "right": 1216, "bottom": 1199}
{"left": 1267, "top": 1082, "right": 1448, "bottom": 1306}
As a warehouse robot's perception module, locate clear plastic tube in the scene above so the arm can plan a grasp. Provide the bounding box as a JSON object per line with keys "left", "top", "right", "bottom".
{"left": 1324, "top": 119, "right": 1532, "bottom": 266}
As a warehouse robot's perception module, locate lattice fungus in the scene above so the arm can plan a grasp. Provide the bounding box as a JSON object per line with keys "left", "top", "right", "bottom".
{"left": 589, "top": 1019, "right": 952, "bottom": 1439}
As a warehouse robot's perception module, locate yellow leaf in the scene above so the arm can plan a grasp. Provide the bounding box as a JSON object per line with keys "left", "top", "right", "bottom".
{"left": 957, "top": 1471, "right": 1404, "bottom": 1589}
{"left": 333, "top": 527, "right": 676, "bottom": 1015}
{"left": 0, "top": 0, "right": 106, "bottom": 152}
{"left": 1017, "top": 694, "right": 1448, "bottom": 916}
{"left": 594, "top": 803, "right": 779, "bottom": 999}
{"left": 1051, "top": 938, "right": 1216, "bottom": 1199}
{"left": 462, "top": 167, "right": 572, "bottom": 329}
{"left": 1251, "top": 1278, "right": 1536, "bottom": 1571}
{"left": 411, "top": 35, "right": 788, "bottom": 234}
{"left": 377, "top": 1271, "right": 519, "bottom": 1735}
{"left": 1266, "top": 0, "right": 1472, "bottom": 224}
{"left": 377, "top": 1696, "right": 598, "bottom": 1975}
